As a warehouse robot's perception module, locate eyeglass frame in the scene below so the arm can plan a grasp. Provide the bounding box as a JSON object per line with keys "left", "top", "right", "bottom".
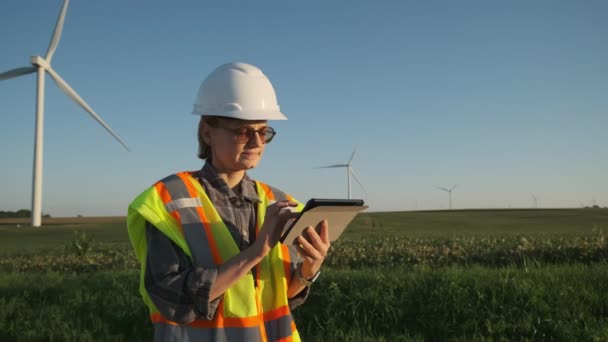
{"left": 208, "top": 122, "right": 277, "bottom": 144}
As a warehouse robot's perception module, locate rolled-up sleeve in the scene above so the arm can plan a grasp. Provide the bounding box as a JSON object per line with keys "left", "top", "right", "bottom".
{"left": 144, "top": 222, "right": 221, "bottom": 323}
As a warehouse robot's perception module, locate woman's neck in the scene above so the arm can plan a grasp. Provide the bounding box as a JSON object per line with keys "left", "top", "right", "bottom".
{"left": 210, "top": 160, "right": 245, "bottom": 189}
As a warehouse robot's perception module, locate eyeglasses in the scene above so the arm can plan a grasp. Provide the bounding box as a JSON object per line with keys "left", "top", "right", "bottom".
{"left": 215, "top": 125, "right": 277, "bottom": 144}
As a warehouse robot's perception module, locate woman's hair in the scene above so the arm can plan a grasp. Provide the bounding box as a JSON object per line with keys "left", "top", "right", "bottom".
{"left": 197, "top": 116, "right": 219, "bottom": 160}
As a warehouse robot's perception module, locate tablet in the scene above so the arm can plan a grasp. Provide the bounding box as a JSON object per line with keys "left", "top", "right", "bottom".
{"left": 280, "top": 199, "right": 368, "bottom": 245}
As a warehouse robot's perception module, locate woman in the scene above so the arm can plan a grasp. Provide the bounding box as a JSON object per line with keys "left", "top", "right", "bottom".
{"left": 127, "top": 62, "right": 330, "bottom": 341}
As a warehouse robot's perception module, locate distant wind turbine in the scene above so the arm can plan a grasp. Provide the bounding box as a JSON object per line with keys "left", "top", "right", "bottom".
{"left": 530, "top": 193, "right": 538, "bottom": 208}
{"left": 436, "top": 184, "right": 457, "bottom": 209}
{"left": 0, "top": 0, "right": 129, "bottom": 227}
{"left": 317, "top": 147, "right": 367, "bottom": 199}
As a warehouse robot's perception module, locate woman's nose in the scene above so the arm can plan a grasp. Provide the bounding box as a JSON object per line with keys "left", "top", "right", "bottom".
{"left": 247, "top": 130, "right": 264, "bottom": 147}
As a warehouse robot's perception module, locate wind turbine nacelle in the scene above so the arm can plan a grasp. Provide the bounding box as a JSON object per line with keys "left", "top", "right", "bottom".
{"left": 30, "top": 56, "right": 50, "bottom": 69}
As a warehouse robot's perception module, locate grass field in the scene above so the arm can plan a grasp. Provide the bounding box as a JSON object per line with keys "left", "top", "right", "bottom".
{"left": 0, "top": 219, "right": 129, "bottom": 253}
{"left": 1, "top": 209, "right": 608, "bottom": 341}
{"left": 2, "top": 208, "right": 607, "bottom": 250}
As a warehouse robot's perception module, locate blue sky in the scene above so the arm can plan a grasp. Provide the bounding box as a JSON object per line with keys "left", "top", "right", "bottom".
{"left": 1, "top": 0, "right": 607, "bottom": 216}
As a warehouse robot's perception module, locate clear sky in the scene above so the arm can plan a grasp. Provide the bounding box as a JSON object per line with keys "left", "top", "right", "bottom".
{"left": 1, "top": 0, "right": 607, "bottom": 216}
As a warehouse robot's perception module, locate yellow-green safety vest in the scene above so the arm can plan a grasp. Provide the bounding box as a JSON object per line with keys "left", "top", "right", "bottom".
{"left": 127, "top": 171, "right": 304, "bottom": 342}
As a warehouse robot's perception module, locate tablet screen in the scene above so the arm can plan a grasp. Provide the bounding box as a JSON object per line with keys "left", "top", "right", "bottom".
{"left": 280, "top": 199, "right": 367, "bottom": 245}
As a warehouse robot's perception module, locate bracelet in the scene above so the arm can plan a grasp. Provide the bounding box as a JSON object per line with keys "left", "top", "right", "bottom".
{"left": 297, "top": 265, "right": 321, "bottom": 286}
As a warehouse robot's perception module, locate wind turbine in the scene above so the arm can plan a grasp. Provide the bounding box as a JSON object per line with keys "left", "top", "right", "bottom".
{"left": 317, "top": 147, "right": 367, "bottom": 199}
{"left": 0, "top": 0, "right": 129, "bottom": 227}
{"left": 436, "top": 184, "right": 457, "bottom": 210}
{"left": 530, "top": 193, "right": 538, "bottom": 208}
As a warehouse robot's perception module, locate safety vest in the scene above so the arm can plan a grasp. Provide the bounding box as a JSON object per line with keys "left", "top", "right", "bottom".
{"left": 127, "top": 171, "right": 305, "bottom": 342}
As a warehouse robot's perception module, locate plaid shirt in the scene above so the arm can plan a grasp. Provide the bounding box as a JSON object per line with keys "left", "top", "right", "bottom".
{"left": 144, "top": 161, "right": 308, "bottom": 323}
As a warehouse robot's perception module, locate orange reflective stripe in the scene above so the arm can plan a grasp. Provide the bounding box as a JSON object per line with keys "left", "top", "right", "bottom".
{"left": 277, "top": 336, "right": 293, "bottom": 342}
{"left": 259, "top": 182, "right": 276, "bottom": 201}
{"left": 154, "top": 182, "right": 171, "bottom": 205}
{"left": 154, "top": 182, "right": 181, "bottom": 224}
{"left": 175, "top": 172, "right": 223, "bottom": 265}
{"left": 151, "top": 313, "right": 261, "bottom": 329}
{"left": 151, "top": 308, "right": 264, "bottom": 329}
{"left": 263, "top": 305, "right": 290, "bottom": 322}
{"left": 190, "top": 314, "right": 262, "bottom": 329}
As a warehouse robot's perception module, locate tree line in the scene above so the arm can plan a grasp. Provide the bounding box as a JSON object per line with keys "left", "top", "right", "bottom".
{"left": 0, "top": 210, "right": 51, "bottom": 218}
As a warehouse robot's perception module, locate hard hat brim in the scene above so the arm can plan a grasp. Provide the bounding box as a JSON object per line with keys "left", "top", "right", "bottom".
{"left": 194, "top": 110, "right": 288, "bottom": 121}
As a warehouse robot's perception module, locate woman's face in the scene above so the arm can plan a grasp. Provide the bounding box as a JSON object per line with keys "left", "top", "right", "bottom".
{"left": 204, "top": 118, "right": 270, "bottom": 172}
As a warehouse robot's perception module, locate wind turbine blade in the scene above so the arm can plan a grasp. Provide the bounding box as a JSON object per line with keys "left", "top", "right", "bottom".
{"left": 45, "top": 0, "right": 70, "bottom": 62}
{"left": 435, "top": 186, "right": 449, "bottom": 192}
{"left": 347, "top": 146, "right": 358, "bottom": 164}
{"left": 0, "top": 66, "right": 37, "bottom": 81}
{"left": 349, "top": 168, "right": 368, "bottom": 198}
{"left": 315, "top": 164, "right": 348, "bottom": 168}
{"left": 450, "top": 184, "right": 458, "bottom": 191}
{"left": 46, "top": 67, "right": 129, "bottom": 151}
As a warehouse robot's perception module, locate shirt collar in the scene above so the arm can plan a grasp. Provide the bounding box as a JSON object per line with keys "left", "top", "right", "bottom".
{"left": 199, "top": 161, "right": 261, "bottom": 203}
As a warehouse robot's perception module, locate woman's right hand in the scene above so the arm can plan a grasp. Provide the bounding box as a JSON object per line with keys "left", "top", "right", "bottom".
{"left": 254, "top": 201, "right": 300, "bottom": 255}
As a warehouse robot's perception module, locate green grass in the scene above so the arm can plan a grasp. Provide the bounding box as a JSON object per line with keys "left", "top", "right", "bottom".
{"left": 348, "top": 208, "right": 608, "bottom": 238}
{"left": 298, "top": 265, "right": 608, "bottom": 341}
{"left": 0, "top": 271, "right": 148, "bottom": 342}
{"left": 1, "top": 266, "right": 607, "bottom": 341}
{"left": 0, "top": 222, "right": 130, "bottom": 254}
{"left": 1, "top": 209, "right": 608, "bottom": 340}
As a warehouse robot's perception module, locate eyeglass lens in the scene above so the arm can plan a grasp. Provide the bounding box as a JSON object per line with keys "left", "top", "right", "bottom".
{"left": 235, "top": 126, "right": 276, "bottom": 144}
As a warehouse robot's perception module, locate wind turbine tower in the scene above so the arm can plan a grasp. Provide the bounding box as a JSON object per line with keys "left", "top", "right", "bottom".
{"left": 0, "top": 0, "right": 129, "bottom": 227}
{"left": 436, "top": 185, "right": 457, "bottom": 210}
{"left": 530, "top": 193, "right": 538, "bottom": 208}
{"left": 318, "top": 147, "right": 367, "bottom": 199}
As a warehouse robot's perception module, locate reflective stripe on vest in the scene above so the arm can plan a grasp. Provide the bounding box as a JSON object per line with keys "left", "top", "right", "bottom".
{"left": 127, "top": 171, "right": 304, "bottom": 342}
{"left": 152, "top": 321, "right": 264, "bottom": 342}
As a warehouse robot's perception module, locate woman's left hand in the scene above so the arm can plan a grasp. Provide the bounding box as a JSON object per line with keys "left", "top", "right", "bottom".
{"left": 296, "top": 219, "right": 331, "bottom": 279}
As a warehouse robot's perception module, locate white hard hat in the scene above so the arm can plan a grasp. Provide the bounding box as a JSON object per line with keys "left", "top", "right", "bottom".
{"left": 192, "top": 62, "right": 287, "bottom": 120}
